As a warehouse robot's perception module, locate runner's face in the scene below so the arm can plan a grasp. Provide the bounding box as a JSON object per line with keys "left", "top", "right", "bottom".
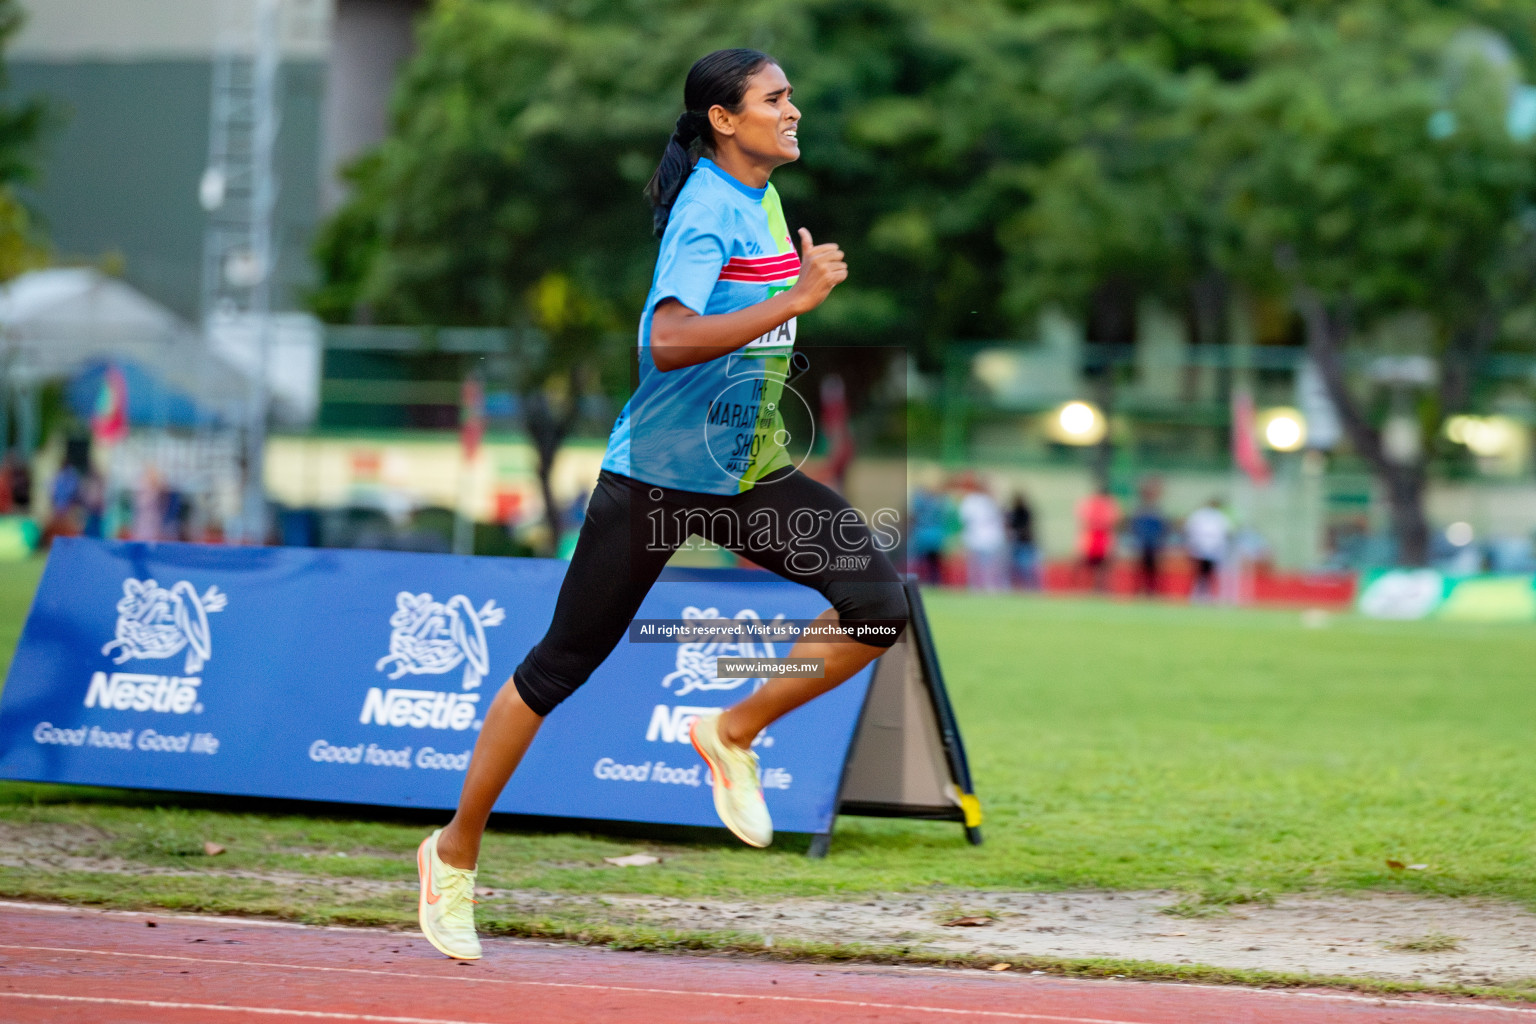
{"left": 714, "top": 63, "right": 799, "bottom": 168}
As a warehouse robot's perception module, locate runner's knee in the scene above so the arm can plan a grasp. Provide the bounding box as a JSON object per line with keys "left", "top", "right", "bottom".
{"left": 825, "top": 581, "right": 909, "bottom": 649}
{"left": 511, "top": 645, "right": 593, "bottom": 717}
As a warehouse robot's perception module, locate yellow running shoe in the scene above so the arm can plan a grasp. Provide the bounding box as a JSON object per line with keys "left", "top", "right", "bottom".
{"left": 690, "top": 711, "right": 773, "bottom": 848}
{"left": 417, "top": 828, "right": 481, "bottom": 960}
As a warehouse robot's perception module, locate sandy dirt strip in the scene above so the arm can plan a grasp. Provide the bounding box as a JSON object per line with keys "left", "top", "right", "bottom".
{"left": 4, "top": 822, "right": 1534, "bottom": 987}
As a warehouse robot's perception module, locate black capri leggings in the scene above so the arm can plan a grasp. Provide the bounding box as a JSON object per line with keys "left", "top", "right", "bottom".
{"left": 512, "top": 467, "right": 908, "bottom": 717}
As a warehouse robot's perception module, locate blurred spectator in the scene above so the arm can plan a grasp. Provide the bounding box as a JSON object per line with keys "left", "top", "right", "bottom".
{"left": 0, "top": 453, "right": 12, "bottom": 514}
{"left": 108, "top": 489, "right": 133, "bottom": 540}
{"left": 45, "top": 463, "right": 84, "bottom": 541}
{"left": 1076, "top": 485, "right": 1120, "bottom": 592}
{"left": 1007, "top": 492, "right": 1040, "bottom": 590}
{"left": 8, "top": 454, "right": 30, "bottom": 513}
{"left": 1488, "top": 534, "right": 1536, "bottom": 575}
{"left": 131, "top": 467, "right": 166, "bottom": 542}
{"left": 163, "top": 484, "right": 189, "bottom": 542}
{"left": 279, "top": 507, "right": 320, "bottom": 548}
{"left": 1185, "top": 497, "right": 1231, "bottom": 601}
{"left": 958, "top": 480, "right": 1006, "bottom": 591}
{"left": 79, "top": 469, "right": 106, "bottom": 539}
{"left": 565, "top": 491, "right": 590, "bottom": 532}
{"left": 909, "top": 486, "right": 948, "bottom": 584}
{"left": 51, "top": 462, "right": 81, "bottom": 514}
{"left": 1129, "top": 481, "right": 1169, "bottom": 596}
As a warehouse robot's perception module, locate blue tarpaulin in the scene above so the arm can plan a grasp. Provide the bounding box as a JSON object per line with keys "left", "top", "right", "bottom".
{"left": 65, "top": 360, "right": 225, "bottom": 430}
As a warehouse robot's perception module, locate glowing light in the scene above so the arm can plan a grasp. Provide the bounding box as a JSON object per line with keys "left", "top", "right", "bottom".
{"left": 1266, "top": 417, "right": 1302, "bottom": 450}
{"left": 1446, "top": 521, "right": 1475, "bottom": 546}
{"left": 1258, "top": 407, "right": 1306, "bottom": 452}
{"left": 1265, "top": 415, "right": 1303, "bottom": 452}
{"left": 1046, "top": 401, "right": 1106, "bottom": 446}
{"left": 1060, "top": 402, "right": 1097, "bottom": 436}
{"left": 1444, "top": 415, "right": 1520, "bottom": 457}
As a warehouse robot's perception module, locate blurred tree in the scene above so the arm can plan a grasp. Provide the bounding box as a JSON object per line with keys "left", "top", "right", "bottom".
{"left": 312, "top": 0, "right": 1059, "bottom": 360}
{"left": 994, "top": 0, "right": 1288, "bottom": 485}
{"left": 1001, "top": 0, "right": 1536, "bottom": 563}
{"left": 0, "top": 0, "right": 48, "bottom": 278}
{"left": 999, "top": 0, "right": 1288, "bottom": 319}
{"left": 0, "top": 190, "right": 46, "bottom": 280}
{"left": 741, "top": 0, "right": 1054, "bottom": 365}
{"left": 1217, "top": 5, "right": 1536, "bottom": 565}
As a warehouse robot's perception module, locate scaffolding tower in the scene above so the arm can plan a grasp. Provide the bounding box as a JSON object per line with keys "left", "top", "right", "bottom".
{"left": 199, "top": 0, "right": 282, "bottom": 544}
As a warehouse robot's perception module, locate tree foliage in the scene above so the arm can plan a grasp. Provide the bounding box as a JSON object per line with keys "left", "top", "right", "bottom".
{"left": 1204, "top": 7, "right": 1536, "bottom": 562}
{"left": 0, "top": 0, "right": 49, "bottom": 279}
{"left": 313, "top": 0, "right": 1065, "bottom": 367}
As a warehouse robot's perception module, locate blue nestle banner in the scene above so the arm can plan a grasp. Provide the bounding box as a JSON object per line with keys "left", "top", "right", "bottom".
{"left": 0, "top": 539, "right": 874, "bottom": 836}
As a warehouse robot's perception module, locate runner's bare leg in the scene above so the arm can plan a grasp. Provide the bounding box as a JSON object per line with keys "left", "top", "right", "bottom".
{"left": 437, "top": 610, "right": 885, "bottom": 864}
{"left": 434, "top": 683, "right": 543, "bottom": 870}
{"left": 718, "top": 608, "right": 883, "bottom": 749}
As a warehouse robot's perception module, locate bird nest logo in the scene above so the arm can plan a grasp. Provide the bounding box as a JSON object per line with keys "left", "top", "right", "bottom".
{"left": 661, "top": 605, "right": 783, "bottom": 698}
{"left": 375, "top": 592, "right": 505, "bottom": 690}
{"left": 102, "top": 578, "right": 227, "bottom": 674}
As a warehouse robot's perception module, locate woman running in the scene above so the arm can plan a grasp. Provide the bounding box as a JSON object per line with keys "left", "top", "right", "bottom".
{"left": 416, "top": 48, "right": 908, "bottom": 961}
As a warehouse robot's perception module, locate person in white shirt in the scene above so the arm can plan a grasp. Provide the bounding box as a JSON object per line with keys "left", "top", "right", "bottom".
{"left": 1184, "top": 498, "right": 1230, "bottom": 601}
{"left": 959, "top": 482, "right": 1007, "bottom": 591}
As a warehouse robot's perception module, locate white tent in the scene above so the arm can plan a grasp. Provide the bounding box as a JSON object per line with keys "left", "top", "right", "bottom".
{"left": 0, "top": 268, "right": 319, "bottom": 426}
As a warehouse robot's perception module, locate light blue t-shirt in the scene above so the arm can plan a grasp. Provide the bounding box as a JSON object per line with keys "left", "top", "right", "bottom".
{"left": 600, "top": 158, "right": 801, "bottom": 495}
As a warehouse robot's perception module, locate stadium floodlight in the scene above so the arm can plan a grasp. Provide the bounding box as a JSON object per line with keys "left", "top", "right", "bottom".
{"left": 1259, "top": 407, "right": 1306, "bottom": 452}
{"left": 1047, "top": 400, "right": 1105, "bottom": 445}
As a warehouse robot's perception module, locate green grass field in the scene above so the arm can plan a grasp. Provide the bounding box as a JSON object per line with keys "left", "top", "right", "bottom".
{"left": 1, "top": 556, "right": 1534, "bottom": 926}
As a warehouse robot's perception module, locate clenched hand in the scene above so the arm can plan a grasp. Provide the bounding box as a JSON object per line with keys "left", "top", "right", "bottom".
{"left": 786, "top": 227, "right": 847, "bottom": 315}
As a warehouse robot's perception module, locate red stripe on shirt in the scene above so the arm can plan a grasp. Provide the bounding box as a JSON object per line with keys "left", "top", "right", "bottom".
{"left": 719, "top": 271, "right": 800, "bottom": 283}
{"left": 724, "top": 252, "right": 801, "bottom": 271}
{"left": 719, "top": 253, "right": 801, "bottom": 283}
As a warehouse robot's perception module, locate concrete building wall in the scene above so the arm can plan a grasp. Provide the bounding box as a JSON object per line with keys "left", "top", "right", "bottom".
{"left": 12, "top": 59, "right": 325, "bottom": 318}
{"left": 8, "top": 0, "right": 409, "bottom": 319}
{"left": 321, "top": 0, "right": 421, "bottom": 211}
{"left": 12, "top": 0, "right": 330, "bottom": 61}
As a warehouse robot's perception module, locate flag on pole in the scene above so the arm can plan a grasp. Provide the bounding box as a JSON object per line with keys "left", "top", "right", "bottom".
{"left": 819, "top": 373, "right": 854, "bottom": 493}
{"left": 91, "top": 365, "right": 128, "bottom": 445}
{"left": 454, "top": 377, "right": 485, "bottom": 557}
{"left": 460, "top": 377, "right": 484, "bottom": 461}
{"left": 1231, "top": 385, "right": 1271, "bottom": 485}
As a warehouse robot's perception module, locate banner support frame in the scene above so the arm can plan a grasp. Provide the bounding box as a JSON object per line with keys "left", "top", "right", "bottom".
{"left": 807, "top": 577, "right": 982, "bottom": 857}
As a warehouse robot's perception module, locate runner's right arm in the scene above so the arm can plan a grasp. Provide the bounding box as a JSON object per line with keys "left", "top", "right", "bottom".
{"left": 651, "top": 227, "right": 846, "bottom": 372}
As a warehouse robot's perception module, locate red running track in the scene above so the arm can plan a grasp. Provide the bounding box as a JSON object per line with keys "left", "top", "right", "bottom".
{"left": 0, "top": 902, "right": 1530, "bottom": 1023}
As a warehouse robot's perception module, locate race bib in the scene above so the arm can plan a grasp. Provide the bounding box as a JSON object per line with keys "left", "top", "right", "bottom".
{"left": 741, "top": 316, "right": 796, "bottom": 358}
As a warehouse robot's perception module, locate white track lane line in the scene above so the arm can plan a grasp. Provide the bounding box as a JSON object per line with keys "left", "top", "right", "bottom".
{"left": 0, "top": 992, "right": 488, "bottom": 1023}
{"left": 0, "top": 943, "right": 1157, "bottom": 1023}
{"left": 0, "top": 899, "right": 387, "bottom": 933}
{"left": 3, "top": 942, "right": 1530, "bottom": 1023}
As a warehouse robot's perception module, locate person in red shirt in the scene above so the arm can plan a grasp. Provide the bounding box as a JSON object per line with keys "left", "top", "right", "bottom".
{"left": 1077, "top": 485, "right": 1120, "bottom": 592}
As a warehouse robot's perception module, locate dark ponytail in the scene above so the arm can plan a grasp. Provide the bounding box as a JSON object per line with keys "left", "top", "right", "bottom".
{"left": 645, "top": 48, "right": 776, "bottom": 237}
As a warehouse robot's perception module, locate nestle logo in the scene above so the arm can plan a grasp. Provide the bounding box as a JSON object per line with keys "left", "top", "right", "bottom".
{"left": 84, "top": 672, "right": 202, "bottom": 714}
{"left": 359, "top": 687, "right": 480, "bottom": 730}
